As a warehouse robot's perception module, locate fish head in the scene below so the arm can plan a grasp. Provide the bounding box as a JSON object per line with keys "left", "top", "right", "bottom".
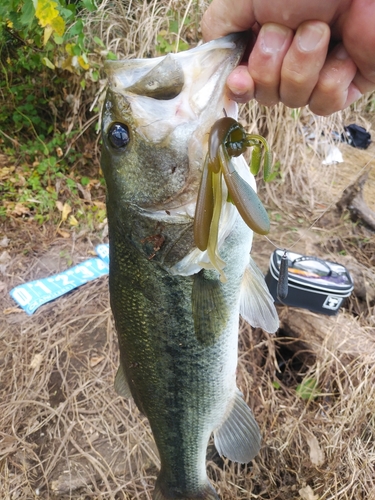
{"left": 101, "top": 33, "right": 248, "bottom": 217}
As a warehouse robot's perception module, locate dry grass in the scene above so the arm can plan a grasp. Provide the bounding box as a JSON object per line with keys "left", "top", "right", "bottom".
{"left": 1, "top": 1, "right": 375, "bottom": 499}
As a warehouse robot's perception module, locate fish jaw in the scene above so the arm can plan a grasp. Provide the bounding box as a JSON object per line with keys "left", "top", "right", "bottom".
{"left": 101, "top": 33, "right": 248, "bottom": 215}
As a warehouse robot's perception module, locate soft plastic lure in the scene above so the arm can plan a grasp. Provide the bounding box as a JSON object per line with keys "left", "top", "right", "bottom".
{"left": 194, "top": 117, "right": 272, "bottom": 279}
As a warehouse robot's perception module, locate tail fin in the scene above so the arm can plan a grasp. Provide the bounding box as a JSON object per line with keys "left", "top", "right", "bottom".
{"left": 153, "top": 476, "right": 219, "bottom": 500}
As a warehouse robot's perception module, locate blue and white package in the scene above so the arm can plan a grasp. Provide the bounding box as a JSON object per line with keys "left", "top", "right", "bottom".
{"left": 95, "top": 243, "right": 110, "bottom": 266}
{"left": 10, "top": 244, "right": 110, "bottom": 315}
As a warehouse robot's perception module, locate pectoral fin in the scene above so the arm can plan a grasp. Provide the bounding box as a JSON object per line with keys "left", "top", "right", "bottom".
{"left": 114, "top": 364, "right": 132, "bottom": 399}
{"left": 214, "top": 390, "right": 261, "bottom": 463}
{"left": 239, "top": 257, "right": 279, "bottom": 333}
{"left": 192, "top": 270, "right": 226, "bottom": 346}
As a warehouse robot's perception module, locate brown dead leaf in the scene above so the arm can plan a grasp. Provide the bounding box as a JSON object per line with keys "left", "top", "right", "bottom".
{"left": 61, "top": 203, "right": 72, "bottom": 222}
{"left": 0, "top": 236, "right": 9, "bottom": 247}
{"left": 3, "top": 307, "right": 23, "bottom": 315}
{"left": 30, "top": 353, "right": 43, "bottom": 371}
{"left": 11, "top": 203, "right": 30, "bottom": 216}
{"left": 56, "top": 200, "right": 64, "bottom": 212}
{"left": 89, "top": 355, "right": 105, "bottom": 368}
{"left": 77, "top": 183, "right": 92, "bottom": 202}
{"left": 0, "top": 250, "right": 11, "bottom": 264}
{"left": 299, "top": 485, "right": 319, "bottom": 500}
{"left": 56, "top": 228, "right": 71, "bottom": 238}
{"left": 93, "top": 201, "right": 106, "bottom": 210}
{"left": 0, "top": 166, "right": 15, "bottom": 180}
{"left": 0, "top": 154, "right": 9, "bottom": 167}
{"left": 306, "top": 435, "right": 325, "bottom": 467}
{"left": 0, "top": 251, "right": 11, "bottom": 273}
{"left": 0, "top": 435, "right": 19, "bottom": 457}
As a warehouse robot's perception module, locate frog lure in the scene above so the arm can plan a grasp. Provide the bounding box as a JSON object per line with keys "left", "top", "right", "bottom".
{"left": 193, "top": 115, "right": 272, "bottom": 283}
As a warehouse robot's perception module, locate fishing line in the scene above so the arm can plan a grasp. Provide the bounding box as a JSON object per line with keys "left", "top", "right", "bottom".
{"left": 262, "top": 151, "right": 375, "bottom": 301}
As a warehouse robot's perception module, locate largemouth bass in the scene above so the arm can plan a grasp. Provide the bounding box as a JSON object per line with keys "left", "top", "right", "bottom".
{"left": 101, "top": 33, "right": 279, "bottom": 500}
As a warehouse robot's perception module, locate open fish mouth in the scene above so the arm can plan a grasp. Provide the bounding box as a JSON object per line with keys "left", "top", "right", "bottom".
{"left": 101, "top": 33, "right": 248, "bottom": 214}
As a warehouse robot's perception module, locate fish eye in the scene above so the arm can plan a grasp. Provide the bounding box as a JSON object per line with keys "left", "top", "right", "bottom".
{"left": 108, "top": 123, "right": 130, "bottom": 149}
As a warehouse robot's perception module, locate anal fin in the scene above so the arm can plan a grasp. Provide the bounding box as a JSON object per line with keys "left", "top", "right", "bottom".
{"left": 114, "top": 364, "right": 132, "bottom": 399}
{"left": 213, "top": 389, "right": 261, "bottom": 463}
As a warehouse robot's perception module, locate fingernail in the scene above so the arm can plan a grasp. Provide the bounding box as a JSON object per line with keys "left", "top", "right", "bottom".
{"left": 229, "top": 86, "right": 246, "bottom": 96}
{"left": 227, "top": 85, "right": 253, "bottom": 103}
{"left": 261, "top": 24, "right": 289, "bottom": 54}
{"left": 298, "top": 24, "right": 325, "bottom": 52}
{"left": 335, "top": 45, "right": 349, "bottom": 60}
{"left": 348, "top": 86, "right": 363, "bottom": 103}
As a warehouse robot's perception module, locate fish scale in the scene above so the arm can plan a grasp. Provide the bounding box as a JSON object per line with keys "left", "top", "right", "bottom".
{"left": 108, "top": 207, "right": 248, "bottom": 498}
{"left": 101, "top": 33, "right": 279, "bottom": 499}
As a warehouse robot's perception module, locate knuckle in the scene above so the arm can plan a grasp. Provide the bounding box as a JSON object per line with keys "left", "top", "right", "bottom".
{"left": 250, "top": 70, "right": 276, "bottom": 88}
{"left": 309, "top": 93, "right": 342, "bottom": 116}
{"left": 317, "top": 73, "right": 342, "bottom": 95}
{"left": 282, "top": 67, "right": 310, "bottom": 88}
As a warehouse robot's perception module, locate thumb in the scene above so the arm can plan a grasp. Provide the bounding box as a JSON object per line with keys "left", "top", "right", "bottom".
{"left": 201, "top": 0, "right": 256, "bottom": 41}
{"left": 342, "top": 0, "right": 375, "bottom": 93}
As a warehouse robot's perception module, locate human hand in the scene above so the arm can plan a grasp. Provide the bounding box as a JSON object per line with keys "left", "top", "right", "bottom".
{"left": 202, "top": 0, "right": 375, "bottom": 115}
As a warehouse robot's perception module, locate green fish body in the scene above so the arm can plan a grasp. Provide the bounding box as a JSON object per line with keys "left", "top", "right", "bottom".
{"left": 101, "top": 34, "right": 279, "bottom": 500}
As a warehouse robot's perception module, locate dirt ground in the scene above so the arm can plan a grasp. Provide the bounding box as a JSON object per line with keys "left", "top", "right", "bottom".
{"left": 1, "top": 130, "right": 375, "bottom": 499}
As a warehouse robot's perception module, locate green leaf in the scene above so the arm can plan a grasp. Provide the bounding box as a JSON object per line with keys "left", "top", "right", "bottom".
{"left": 296, "top": 378, "right": 319, "bottom": 400}
{"left": 20, "top": 0, "right": 36, "bottom": 28}
{"left": 169, "top": 19, "right": 179, "bottom": 34}
{"left": 106, "top": 51, "right": 117, "bottom": 60}
{"left": 68, "top": 18, "right": 83, "bottom": 36}
{"left": 81, "top": 176, "right": 90, "bottom": 186}
{"left": 53, "top": 33, "right": 64, "bottom": 44}
{"left": 91, "top": 69, "right": 99, "bottom": 82}
{"left": 176, "top": 40, "right": 189, "bottom": 52}
{"left": 72, "top": 43, "right": 81, "bottom": 56}
{"left": 81, "top": 0, "right": 96, "bottom": 12}
{"left": 42, "top": 56, "right": 55, "bottom": 69}
{"left": 93, "top": 36, "right": 105, "bottom": 47}
{"left": 64, "top": 4, "right": 76, "bottom": 16}
{"left": 60, "top": 7, "right": 75, "bottom": 20}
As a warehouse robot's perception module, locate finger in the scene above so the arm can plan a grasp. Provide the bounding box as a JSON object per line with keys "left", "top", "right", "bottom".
{"left": 248, "top": 23, "right": 294, "bottom": 106}
{"left": 201, "top": 0, "right": 256, "bottom": 41}
{"left": 226, "top": 64, "right": 255, "bottom": 103}
{"left": 308, "top": 44, "right": 359, "bottom": 116}
{"left": 253, "top": 0, "right": 345, "bottom": 29}
{"left": 342, "top": 0, "right": 375, "bottom": 94}
{"left": 352, "top": 73, "right": 375, "bottom": 97}
{"left": 279, "top": 21, "right": 330, "bottom": 108}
